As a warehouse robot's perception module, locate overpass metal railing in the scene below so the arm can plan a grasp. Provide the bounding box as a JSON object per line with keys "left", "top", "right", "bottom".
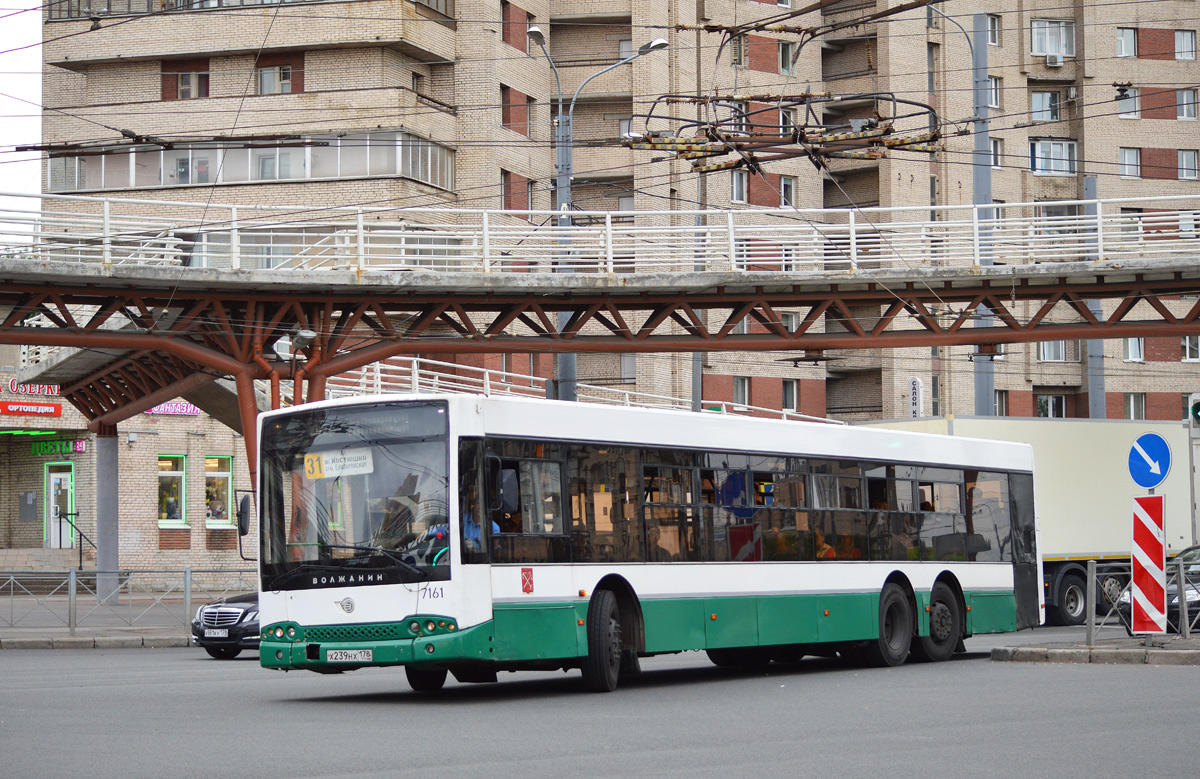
{"left": 0, "top": 568, "right": 255, "bottom": 637}
{"left": 276, "top": 354, "right": 841, "bottom": 424}
{"left": 2, "top": 191, "right": 1198, "bottom": 274}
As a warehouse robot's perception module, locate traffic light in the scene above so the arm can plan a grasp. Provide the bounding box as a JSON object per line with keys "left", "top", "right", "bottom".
{"left": 1190, "top": 393, "right": 1200, "bottom": 436}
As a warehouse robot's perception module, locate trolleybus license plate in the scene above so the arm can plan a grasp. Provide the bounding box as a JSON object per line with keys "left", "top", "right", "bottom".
{"left": 327, "top": 649, "right": 372, "bottom": 662}
{"left": 204, "top": 629, "right": 228, "bottom": 638}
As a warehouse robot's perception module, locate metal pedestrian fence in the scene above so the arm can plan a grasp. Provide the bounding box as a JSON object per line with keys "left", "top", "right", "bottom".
{"left": 0, "top": 568, "right": 255, "bottom": 636}
{"left": 1085, "top": 558, "right": 1198, "bottom": 645}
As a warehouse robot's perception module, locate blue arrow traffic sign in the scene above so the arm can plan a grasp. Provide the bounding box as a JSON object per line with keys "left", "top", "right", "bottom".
{"left": 1128, "top": 432, "right": 1172, "bottom": 490}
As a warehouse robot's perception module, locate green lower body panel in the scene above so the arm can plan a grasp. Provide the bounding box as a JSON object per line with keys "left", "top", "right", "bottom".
{"left": 261, "top": 587, "right": 1019, "bottom": 672}
{"left": 965, "top": 591, "right": 1018, "bottom": 634}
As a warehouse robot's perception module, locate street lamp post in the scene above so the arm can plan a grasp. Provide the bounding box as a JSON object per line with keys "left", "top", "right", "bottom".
{"left": 527, "top": 27, "right": 667, "bottom": 401}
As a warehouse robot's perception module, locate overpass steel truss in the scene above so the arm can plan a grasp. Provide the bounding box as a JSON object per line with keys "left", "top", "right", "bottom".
{"left": 4, "top": 259, "right": 1200, "bottom": 440}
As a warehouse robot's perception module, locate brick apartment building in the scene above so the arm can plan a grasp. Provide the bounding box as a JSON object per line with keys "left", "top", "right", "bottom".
{"left": 19, "top": 0, "right": 1200, "bottom": 559}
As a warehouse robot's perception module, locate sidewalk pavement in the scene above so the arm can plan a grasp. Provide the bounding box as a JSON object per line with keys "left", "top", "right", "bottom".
{"left": 990, "top": 635, "right": 1200, "bottom": 665}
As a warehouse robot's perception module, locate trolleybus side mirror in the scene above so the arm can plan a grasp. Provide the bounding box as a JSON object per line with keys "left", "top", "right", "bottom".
{"left": 237, "top": 494, "right": 253, "bottom": 537}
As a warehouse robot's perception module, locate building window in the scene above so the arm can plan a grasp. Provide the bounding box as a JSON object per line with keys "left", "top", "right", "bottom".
{"left": 1117, "top": 27, "right": 1137, "bottom": 58}
{"left": 618, "top": 117, "right": 632, "bottom": 137}
{"left": 161, "top": 59, "right": 210, "bottom": 101}
{"left": 730, "top": 101, "right": 749, "bottom": 134}
{"left": 780, "top": 107, "right": 797, "bottom": 135}
{"left": 1117, "top": 87, "right": 1140, "bottom": 118}
{"left": 780, "top": 175, "right": 795, "bottom": 207}
{"left": 620, "top": 354, "right": 636, "bottom": 383}
{"left": 781, "top": 312, "right": 798, "bottom": 332}
{"left": 501, "top": 169, "right": 532, "bottom": 212}
{"left": 731, "top": 169, "right": 747, "bottom": 203}
{"left": 205, "top": 456, "right": 232, "bottom": 523}
{"left": 987, "top": 14, "right": 1001, "bottom": 46}
{"left": 1032, "top": 91, "right": 1060, "bottom": 122}
{"left": 1030, "top": 139, "right": 1077, "bottom": 175}
{"left": 733, "top": 376, "right": 750, "bottom": 408}
{"left": 779, "top": 41, "right": 794, "bottom": 74}
{"left": 500, "top": 85, "right": 530, "bottom": 136}
{"left": 1039, "top": 340, "right": 1067, "bottom": 361}
{"left": 1178, "top": 30, "right": 1197, "bottom": 61}
{"left": 990, "top": 137, "right": 1004, "bottom": 168}
{"left": 731, "top": 34, "right": 748, "bottom": 67}
{"left": 994, "top": 389, "right": 1009, "bottom": 416}
{"left": 782, "top": 379, "right": 797, "bottom": 411}
{"left": 258, "top": 65, "right": 293, "bottom": 95}
{"left": 1125, "top": 393, "right": 1146, "bottom": 420}
{"left": 1036, "top": 394, "right": 1067, "bottom": 418}
{"left": 1180, "top": 150, "right": 1199, "bottom": 180}
{"left": 618, "top": 38, "right": 633, "bottom": 59}
{"left": 987, "top": 76, "right": 1002, "bottom": 108}
{"left": 1124, "top": 337, "right": 1145, "bottom": 362}
{"left": 1031, "top": 19, "right": 1075, "bottom": 56}
{"left": 1119, "top": 147, "right": 1141, "bottom": 178}
{"left": 1184, "top": 335, "right": 1200, "bottom": 361}
{"left": 158, "top": 455, "right": 186, "bottom": 524}
{"left": 177, "top": 72, "right": 209, "bottom": 100}
{"left": 931, "top": 374, "right": 940, "bottom": 416}
{"left": 1180, "top": 89, "right": 1198, "bottom": 120}
{"left": 500, "top": 1, "right": 531, "bottom": 53}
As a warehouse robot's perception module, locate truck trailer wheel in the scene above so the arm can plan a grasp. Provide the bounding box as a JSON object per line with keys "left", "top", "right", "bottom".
{"left": 1051, "top": 574, "right": 1087, "bottom": 626}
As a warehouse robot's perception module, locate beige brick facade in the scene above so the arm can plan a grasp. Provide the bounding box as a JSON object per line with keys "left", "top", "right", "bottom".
{"left": 32, "top": 0, "right": 1200, "bottom": 519}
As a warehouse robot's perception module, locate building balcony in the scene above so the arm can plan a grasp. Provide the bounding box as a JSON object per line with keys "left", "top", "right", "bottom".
{"left": 45, "top": 0, "right": 455, "bottom": 68}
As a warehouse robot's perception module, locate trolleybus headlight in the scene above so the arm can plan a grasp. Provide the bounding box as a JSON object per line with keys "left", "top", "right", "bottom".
{"left": 425, "top": 620, "right": 437, "bottom": 632}
{"left": 286, "top": 626, "right": 296, "bottom": 638}
{"left": 409, "top": 621, "right": 421, "bottom": 634}
{"left": 425, "top": 644, "right": 435, "bottom": 654}
{"left": 274, "top": 627, "right": 285, "bottom": 639}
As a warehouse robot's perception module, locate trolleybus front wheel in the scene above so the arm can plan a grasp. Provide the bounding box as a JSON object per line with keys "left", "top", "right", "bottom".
{"left": 582, "top": 590, "right": 622, "bottom": 692}
{"left": 405, "top": 666, "right": 448, "bottom": 693}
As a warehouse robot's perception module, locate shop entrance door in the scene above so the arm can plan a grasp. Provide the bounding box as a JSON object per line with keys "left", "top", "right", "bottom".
{"left": 44, "top": 463, "right": 75, "bottom": 549}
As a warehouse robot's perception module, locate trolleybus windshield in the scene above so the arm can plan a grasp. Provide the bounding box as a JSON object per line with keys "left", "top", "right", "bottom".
{"left": 259, "top": 401, "right": 450, "bottom": 590}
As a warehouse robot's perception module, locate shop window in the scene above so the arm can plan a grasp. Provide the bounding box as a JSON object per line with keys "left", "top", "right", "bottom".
{"left": 158, "top": 455, "right": 186, "bottom": 524}
{"left": 205, "top": 456, "right": 232, "bottom": 524}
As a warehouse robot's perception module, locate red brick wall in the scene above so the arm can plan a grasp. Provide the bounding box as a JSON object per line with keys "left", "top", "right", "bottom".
{"left": 1146, "top": 336, "right": 1181, "bottom": 361}
{"left": 206, "top": 528, "right": 236, "bottom": 550}
{"left": 1142, "top": 147, "right": 1178, "bottom": 180}
{"left": 1139, "top": 28, "right": 1176, "bottom": 60}
{"left": 702, "top": 374, "right": 826, "bottom": 418}
{"left": 1008, "top": 390, "right": 1035, "bottom": 417}
{"left": 502, "top": 2, "right": 529, "bottom": 52}
{"left": 501, "top": 85, "right": 529, "bottom": 135}
{"left": 748, "top": 170, "right": 780, "bottom": 207}
{"left": 501, "top": 170, "right": 531, "bottom": 211}
{"left": 159, "top": 528, "right": 191, "bottom": 550}
{"left": 1141, "top": 87, "right": 1178, "bottom": 120}
{"left": 256, "top": 53, "right": 304, "bottom": 93}
{"left": 1147, "top": 392, "right": 1184, "bottom": 420}
{"left": 160, "top": 58, "right": 208, "bottom": 101}
{"left": 748, "top": 35, "right": 778, "bottom": 74}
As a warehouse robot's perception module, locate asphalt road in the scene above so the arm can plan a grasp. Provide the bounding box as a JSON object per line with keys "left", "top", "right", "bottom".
{"left": 2, "top": 629, "right": 1194, "bottom": 779}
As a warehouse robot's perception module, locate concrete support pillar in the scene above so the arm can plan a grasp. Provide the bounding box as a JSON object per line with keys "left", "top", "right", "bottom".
{"left": 95, "top": 425, "right": 119, "bottom": 604}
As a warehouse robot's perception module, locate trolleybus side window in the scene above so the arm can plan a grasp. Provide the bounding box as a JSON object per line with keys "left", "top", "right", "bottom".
{"left": 642, "top": 464, "right": 700, "bottom": 562}
{"left": 964, "top": 470, "right": 1013, "bottom": 562}
{"left": 487, "top": 451, "right": 571, "bottom": 564}
{"left": 568, "top": 444, "right": 638, "bottom": 563}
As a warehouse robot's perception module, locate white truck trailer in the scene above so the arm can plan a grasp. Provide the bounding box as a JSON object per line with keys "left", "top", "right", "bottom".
{"left": 867, "top": 416, "right": 1198, "bottom": 626}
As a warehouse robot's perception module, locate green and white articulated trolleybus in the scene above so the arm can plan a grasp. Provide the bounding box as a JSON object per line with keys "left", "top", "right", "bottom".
{"left": 255, "top": 393, "right": 1041, "bottom": 692}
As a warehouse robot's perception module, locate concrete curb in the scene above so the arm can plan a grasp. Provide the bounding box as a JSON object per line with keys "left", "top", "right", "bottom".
{"left": 992, "top": 645, "right": 1200, "bottom": 665}
{"left": 1, "top": 636, "right": 193, "bottom": 650}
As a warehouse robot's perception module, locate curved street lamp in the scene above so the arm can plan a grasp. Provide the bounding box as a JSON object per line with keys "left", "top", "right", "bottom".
{"left": 527, "top": 27, "right": 668, "bottom": 401}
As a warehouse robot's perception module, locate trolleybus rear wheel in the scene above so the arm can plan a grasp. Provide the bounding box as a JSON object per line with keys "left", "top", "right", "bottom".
{"left": 911, "top": 581, "right": 962, "bottom": 663}
{"left": 864, "top": 583, "right": 913, "bottom": 667}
